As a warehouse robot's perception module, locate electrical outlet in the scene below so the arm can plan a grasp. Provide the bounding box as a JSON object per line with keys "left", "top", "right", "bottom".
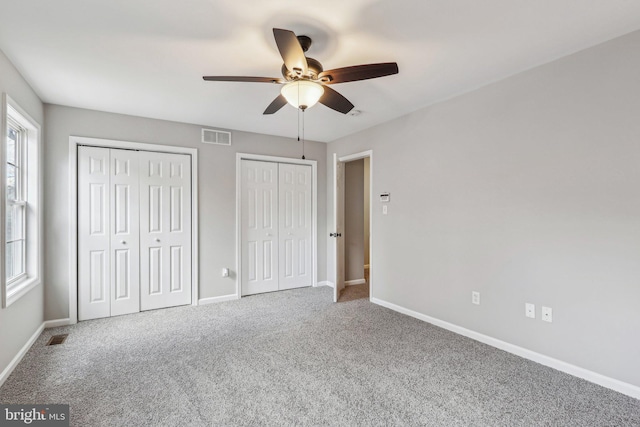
{"left": 542, "top": 306, "right": 553, "bottom": 323}
{"left": 525, "top": 303, "right": 535, "bottom": 319}
{"left": 471, "top": 291, "right": 480, "bottom": 305}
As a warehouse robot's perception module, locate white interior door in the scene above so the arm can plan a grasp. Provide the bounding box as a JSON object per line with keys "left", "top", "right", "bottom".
{"left": 78, "top": 146, "right": 111, "bottom": 320}
{"left": 139, "top": 151, "right": 192, "bottom": 311}
{"left": 278, "top": 163, "right": 312, "bottom": 290}
{"left": 334, "top": 157, "right": 345, "bottom": 302}
{"left": 241, "top": 160, "right": 279, "bottom": 295}
{"left": 109, "top": 149, "right": 140, "bottom": 316}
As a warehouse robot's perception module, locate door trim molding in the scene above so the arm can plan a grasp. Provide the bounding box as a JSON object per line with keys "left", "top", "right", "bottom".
{"left": 235, "top": 153, "right": 318, "bottom": 299}
{"left": 68, "top": 136, "right": 199, "bottom": 324}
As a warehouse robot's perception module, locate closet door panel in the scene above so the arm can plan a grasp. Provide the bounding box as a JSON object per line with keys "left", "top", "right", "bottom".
{"left": 278, "top": 164, "right": 312, "bottom": 290}
{"left": 140, "top": 151, "right": 192, "bottom": 310}
{"left": 241, "top": 160, "right": 279, "bottom": 295}
{"left": 78, "top": 146, "right": 111, "bottom": 320}
{"left": 110, "top": 149, "right": 140, "bottom": 316}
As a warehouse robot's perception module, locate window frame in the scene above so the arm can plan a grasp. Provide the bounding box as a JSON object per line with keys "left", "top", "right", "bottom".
{"left": 1, "top": 93, "right": 42, "bottom": 308}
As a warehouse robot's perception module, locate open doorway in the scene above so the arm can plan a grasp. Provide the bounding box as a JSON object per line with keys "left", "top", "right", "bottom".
{"left": 339, "top": 158, "right": 370, "bottom": 302}
{"left": 332, "top": 151, "right": 372, "bottom": 303}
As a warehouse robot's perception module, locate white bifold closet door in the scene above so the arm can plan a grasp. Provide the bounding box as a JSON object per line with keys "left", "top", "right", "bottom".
{"left": 78, "top": 146, "right": 191, "bottom": 321}
{"left": 241, "top": 160, "right": 279, "bottom": 295}
{"left": 241, "top": 160, "right": 311, "bottom": 296}
{"left": 139, "top": 151, "right": 192, "bottom": 311}
{"left": 278, "top": 163, "right": 312, "bottom": 290}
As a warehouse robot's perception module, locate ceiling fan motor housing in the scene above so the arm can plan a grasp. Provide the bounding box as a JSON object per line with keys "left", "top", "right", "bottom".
{"left": 281, "top": 57, "right": 324, "bottom": 81}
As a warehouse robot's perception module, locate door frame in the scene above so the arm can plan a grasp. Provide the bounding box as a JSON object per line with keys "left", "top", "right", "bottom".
{"left": 68, "top": 136, "right": 199, "bottom": 324}
{"left": 333, "top": 150, "right": 373, "bottom": 301}
{"left": 236, "top": 153, "right": 318, "bottom": 299}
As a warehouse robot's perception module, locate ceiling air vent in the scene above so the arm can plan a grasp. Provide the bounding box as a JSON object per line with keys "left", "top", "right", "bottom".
{"left": 202, "top": 128, "right": 231, "bottom": 146}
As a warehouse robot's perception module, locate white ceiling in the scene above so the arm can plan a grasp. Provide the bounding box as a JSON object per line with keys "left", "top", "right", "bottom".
{"left": 1, "top": 1, "right": 639, "bottom": 142}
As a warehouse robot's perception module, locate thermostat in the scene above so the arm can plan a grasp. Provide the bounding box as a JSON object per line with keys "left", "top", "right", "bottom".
{"left": 380, "top": 193, "right": 390, "bottom": 202}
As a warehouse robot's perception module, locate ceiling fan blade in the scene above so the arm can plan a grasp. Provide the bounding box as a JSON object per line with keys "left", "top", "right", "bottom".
{"left": 318, "top": 62, "right": 399, "bottom": 84}
{"left": 203, "top": 76, "right": 284, "bottom": 83}
{"left": 319, "top": 86, "right": 354, "bottom": 114}
{"left": 263, "top": 94, "right": 288, "bottom": 115}
{"left": 273, "top": 28, "right": 308, "bottom": 76}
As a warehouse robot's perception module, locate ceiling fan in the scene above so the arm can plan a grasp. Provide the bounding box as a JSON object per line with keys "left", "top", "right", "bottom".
{"left": 203, "top": 28, "right": 399, "bottom": 115}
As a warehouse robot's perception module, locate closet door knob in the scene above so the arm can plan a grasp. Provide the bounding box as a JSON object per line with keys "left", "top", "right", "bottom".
{"left": 266, "top": 233, "right": 272, "bottom": 237}
{"left": 121, "top": 240, "right": 126, "bottom": 244}
{"left": 155, "top": 238, "right": 161, "bottom": 242}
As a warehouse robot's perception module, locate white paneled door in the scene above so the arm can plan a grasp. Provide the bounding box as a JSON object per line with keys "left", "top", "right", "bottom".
{"left": 78, "top": 147, "right": 191, "bottom": 320}
{"left": 110, "top": 149, "right": 141, "bottom": 316}
{"left": 241, "top": 160, "right": 279, "bottom": 296}
{"left": 241, "top": 160, "right": 312, "bottom": 296}
{"left": 78, "top": 146, "right": 111, "bottom": 320}
{"left": 140, "top": 151, "right": 192, "bottom": 311}
{"left": 278, "top": 163, "right": 312, "bottom": 290}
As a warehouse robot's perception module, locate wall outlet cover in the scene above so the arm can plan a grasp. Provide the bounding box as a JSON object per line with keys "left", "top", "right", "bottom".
{"left": 525, "top": 303, "right": 535, "bottom": 319}
{"left": 542, "top": 306, "right": 553, "bottom": 323}
{"left": 472, "top": 291, "right": 480, "bottom": 305}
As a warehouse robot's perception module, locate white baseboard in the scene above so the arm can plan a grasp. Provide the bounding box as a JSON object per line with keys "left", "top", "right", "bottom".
{"left": 44, "top": 318, "right": 71, "bottom": 328}
{"left": 0, "top": 323, "right": 44, "bottom": 388}
{"left": 198, "top": 294, "right": 238, "bottom": 305}
{"left": 370, "top": 297, "right": 640, "bottom": 400}
{"left": 318, "top": 280, "right": 363, "bottom": 288}
{"left": 316, "top": 281, "right": 334, "bottom": 288}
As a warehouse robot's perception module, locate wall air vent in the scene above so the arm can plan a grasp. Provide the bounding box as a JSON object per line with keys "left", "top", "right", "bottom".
{"left": 202, "top": 128, "right": 231, "bottom": 146}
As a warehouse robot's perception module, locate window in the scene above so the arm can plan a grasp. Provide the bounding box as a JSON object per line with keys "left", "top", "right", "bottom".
{"left": 2, "top": 94, "right": 41, "bottom": 307}
{"left": 6, "top": 118, "right": 26, "bottom": 283}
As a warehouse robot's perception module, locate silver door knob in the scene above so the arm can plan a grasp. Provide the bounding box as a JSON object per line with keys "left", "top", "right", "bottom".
{"left": 121, "top": 240, "right": 126, "bottom": 244}
{"left": 155, "top": 238, "right": 160, "bottom": 242}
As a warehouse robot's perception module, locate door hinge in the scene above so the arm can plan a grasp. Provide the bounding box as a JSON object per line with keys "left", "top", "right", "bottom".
{"left": 329, "top": 232, "right": 342, "bottom": 237}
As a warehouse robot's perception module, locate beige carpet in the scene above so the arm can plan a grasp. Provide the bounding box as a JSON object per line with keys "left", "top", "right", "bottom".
{"left": 338, "top": 283, "right": 369, "bottom": 302}
{"left": 2, "top": 286, "right": 639, "bottom": 426}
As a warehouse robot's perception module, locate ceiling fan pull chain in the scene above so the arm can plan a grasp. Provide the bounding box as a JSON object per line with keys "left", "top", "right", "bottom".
{"left": 302, "top": 108, "right": 306, "bottom": 160}
{"left": 297, "top": 101, "right": 300, "bottom": 143}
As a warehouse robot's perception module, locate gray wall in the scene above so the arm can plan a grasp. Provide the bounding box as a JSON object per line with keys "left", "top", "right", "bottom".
{"left": 327, "top": 31, "right": 640, "bottom": 387}
{"left": 344, "top": 159, "right": 364, "bottom": 282}
{"left": 44, "top": 104, "right": 327, "bottom": 321}
{"left": 0, "top": 49, "right": 44, "bottom": 377}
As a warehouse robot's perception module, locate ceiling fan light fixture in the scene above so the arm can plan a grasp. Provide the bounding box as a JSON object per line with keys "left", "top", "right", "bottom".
{"left": 203, "top": 29, "right": 398, "bottom": 115}
{"left": 281, "top": 80, "right": 324, "bottom": 110}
